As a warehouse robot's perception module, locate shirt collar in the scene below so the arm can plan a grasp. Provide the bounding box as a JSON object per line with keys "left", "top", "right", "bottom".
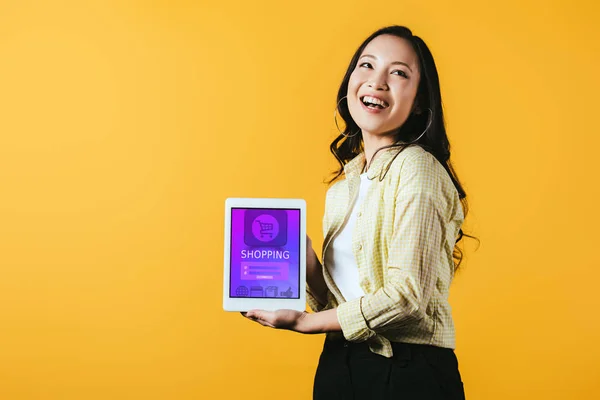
{"left": 343, "top": 146, "right": 400, "bottom": 180}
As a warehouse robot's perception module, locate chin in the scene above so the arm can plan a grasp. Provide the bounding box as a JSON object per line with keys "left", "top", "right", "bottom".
{"left": 355, "top": 122, "right": 387, "bottom": 136}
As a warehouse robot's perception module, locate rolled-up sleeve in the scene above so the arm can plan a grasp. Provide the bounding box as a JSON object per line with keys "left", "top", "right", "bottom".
{"left": 337, "top": 152, "right": 445, "bottom": 342}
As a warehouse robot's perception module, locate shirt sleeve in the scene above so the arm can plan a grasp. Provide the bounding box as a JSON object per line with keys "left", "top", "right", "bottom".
{"left": 336, "top": 151, "right": 445, "bottom": 342}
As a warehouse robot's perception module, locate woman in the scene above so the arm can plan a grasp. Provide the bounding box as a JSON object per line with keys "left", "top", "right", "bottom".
{"left": 243, "top": 25, "right": 471, "bottom": 399}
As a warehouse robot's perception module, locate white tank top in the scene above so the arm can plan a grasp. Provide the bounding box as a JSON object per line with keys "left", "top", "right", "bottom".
{"left": 324, "top": 172, "right": 372, "bottom": 301}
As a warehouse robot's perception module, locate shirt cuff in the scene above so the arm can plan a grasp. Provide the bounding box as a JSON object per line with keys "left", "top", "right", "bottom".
{"left": 336, "top": 297, "right": 376, "bottom": 342}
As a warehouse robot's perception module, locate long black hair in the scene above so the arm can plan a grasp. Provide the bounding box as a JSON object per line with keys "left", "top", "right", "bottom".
{"left": 328, "top": 25, "right": 477, "bottom": 271}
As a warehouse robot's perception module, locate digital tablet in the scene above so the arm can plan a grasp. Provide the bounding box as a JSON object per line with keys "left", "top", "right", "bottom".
{"left": 223, "top": 198, "right": 306, "bottom": 312}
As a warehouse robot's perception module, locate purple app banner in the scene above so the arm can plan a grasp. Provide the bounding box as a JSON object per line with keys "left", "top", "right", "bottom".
{"left": 230, "top": 208, "right": 300, "bottom": 299}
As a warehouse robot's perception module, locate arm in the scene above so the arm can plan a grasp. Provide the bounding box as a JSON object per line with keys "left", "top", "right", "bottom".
{"left": 306, "top": 235, "right": 328, "bottom": 309}
{"left": 306, "top": 182, "right": 340, "bottom": 312}
{"left": 242, "top": 235, "right": 342, "bottom": 333}
{"left": 244, "top": 307, "right": 341, "bottom": 334}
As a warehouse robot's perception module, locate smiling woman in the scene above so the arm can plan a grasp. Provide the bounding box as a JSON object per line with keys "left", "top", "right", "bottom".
{"left": 347, "top": 35, "right": 421, "bottom": 140}
{"left": 243, "top": 25, "right": 474, "bottom": 400}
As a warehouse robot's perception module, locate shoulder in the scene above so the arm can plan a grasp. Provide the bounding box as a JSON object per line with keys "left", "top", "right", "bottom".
{"left": 325, "top": 178, "right": 348, "bottom": 203}
{"left": 322, "top": 178, "right": 349, "bottom": 225}
{"left": 387, "top": 145, "right": 443, "bottom": 186}
{"left": 386, "top": 146, "right": 460, "bottom": 215}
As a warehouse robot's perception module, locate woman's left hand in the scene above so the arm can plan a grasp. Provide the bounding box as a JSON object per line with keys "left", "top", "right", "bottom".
{"left": 242, "top": 309, "right": 310, "bottom": 333}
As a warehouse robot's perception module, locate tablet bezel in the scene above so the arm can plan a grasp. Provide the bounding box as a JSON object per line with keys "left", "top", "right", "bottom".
{"left": 223, "top": 197, "right": 306, "bottom": 312}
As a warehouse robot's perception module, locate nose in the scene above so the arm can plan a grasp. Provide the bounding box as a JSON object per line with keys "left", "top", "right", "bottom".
{"left": 368, "top": 72, "right": 388, "bottom": 90}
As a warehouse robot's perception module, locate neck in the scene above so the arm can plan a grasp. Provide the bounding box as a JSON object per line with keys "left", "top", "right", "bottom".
{"left": 362, "top": 131, "right": 396, "bottom": 172}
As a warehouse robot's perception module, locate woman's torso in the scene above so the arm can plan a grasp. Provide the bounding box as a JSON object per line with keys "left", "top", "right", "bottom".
{"left": 320, "top": 145, "right": 464, "bottom": 357}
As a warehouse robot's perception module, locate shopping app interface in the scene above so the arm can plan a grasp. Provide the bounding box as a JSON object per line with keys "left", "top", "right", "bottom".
{"left": 230, "top": 208, "right": 300, "bottom": 299}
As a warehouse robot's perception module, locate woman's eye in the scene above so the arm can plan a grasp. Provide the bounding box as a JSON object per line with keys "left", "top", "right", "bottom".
{"left": 360, "top": 63, "right": 407, "bottom": 78}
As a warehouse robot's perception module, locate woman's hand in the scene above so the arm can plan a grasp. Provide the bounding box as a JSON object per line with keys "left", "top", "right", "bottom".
{"left": 241, "top": 308, "right": 341, "bottom": 334}
{"left": 242, "top": 309, "right": 310, "bottom": 333}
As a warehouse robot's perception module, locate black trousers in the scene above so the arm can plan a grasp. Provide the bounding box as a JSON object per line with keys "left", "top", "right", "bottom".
{"left": 313, "top": 338, "right": 465, "bottom": 400}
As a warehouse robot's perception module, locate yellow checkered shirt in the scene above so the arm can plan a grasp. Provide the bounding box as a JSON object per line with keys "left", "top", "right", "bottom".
{"left": 307, "top": 145, "right": 464, "bottom": 358}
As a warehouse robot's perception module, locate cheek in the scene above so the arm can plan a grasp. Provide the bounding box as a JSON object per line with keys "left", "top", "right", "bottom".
{"left": 347, "top": 72, "right": 361, "bottom": 95}
{"left": 392, "top": 83, "right": 418, "bottom": 107}
{"left": 403, "top": 80, "right": 419, "bottom": 100}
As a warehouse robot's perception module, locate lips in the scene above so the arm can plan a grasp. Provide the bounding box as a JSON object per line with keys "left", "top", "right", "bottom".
{"left": 360, "top": 100, "right": 385, "bottom": 114}
{"left": 360, "top": 95, "right": 389, "bottom": 108}
{"left": 358, "top": 95, "right": 389, "bottom": 114}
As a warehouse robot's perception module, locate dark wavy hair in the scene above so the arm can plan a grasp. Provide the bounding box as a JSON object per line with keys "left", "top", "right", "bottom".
{"left": 328, "top": 25, "right": 478, "bottom": 271}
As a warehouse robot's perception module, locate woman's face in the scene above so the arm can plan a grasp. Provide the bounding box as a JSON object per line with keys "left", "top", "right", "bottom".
{"left": 347, "top": 34, "right": 421, "bottom": 138}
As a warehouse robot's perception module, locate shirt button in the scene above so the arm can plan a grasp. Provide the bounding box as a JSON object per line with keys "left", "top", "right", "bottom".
{"left": 358, "top": 244, "right": 362, "bottom": 251}
{"left": 357, "top": 211, "right": 362, "bottom": 217}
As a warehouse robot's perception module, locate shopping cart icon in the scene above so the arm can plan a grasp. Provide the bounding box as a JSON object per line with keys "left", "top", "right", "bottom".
{"left": 254, "top": 219, "right": 274, "bottom": 239}
{"left": 244, "top": 209, "right": 287, "bottom": 247}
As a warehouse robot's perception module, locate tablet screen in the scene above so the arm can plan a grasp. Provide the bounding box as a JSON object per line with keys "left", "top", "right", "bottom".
{"left": 229, "top": 208, "right": 301, "bottom": 299}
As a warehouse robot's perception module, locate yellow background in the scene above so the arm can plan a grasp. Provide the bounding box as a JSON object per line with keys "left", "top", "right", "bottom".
{"left": 1, "top": 0, "right": 598, "bottom": 398}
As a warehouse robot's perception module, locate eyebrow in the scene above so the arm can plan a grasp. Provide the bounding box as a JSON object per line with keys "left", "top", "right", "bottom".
{"left": 359, "top": 54, "right": 413, "bottom": 72}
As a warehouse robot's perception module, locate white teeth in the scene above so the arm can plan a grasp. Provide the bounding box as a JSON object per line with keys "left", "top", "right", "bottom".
{"left": 361, "top": 96, "right": 388, "bottom": 107}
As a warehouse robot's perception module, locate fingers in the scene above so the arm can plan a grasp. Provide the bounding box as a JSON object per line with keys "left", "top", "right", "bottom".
{"left": 247, "top": 310, "right": 268, "bottom": 321}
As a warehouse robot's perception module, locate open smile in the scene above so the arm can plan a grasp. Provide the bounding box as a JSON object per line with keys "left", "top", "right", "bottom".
{"left": 360, "top": 95, "right": 389, "bottom": 113}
